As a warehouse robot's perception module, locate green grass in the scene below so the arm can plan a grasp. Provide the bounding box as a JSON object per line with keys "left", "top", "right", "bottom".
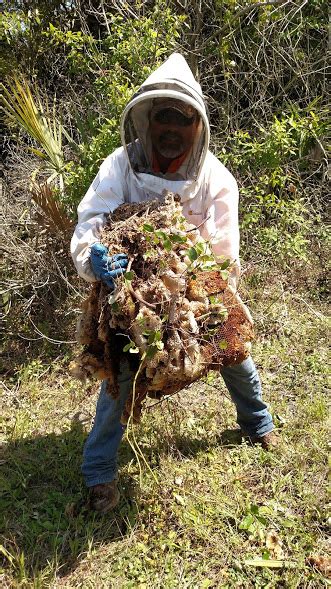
{"left": 0, "top": 283, "right": 329, "bottom": 588}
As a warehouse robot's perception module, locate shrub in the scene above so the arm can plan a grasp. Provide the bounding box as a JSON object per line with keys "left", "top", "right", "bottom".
{"left": 218, "top": 108, "right": 327, "bottom": 263}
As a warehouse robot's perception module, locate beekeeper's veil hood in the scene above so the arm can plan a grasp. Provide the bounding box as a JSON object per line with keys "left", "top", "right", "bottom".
{"left": 120, "top": 53, "right": 210, "bottom": 183}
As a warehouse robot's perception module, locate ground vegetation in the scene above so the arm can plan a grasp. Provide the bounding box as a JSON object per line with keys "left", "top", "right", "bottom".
{"left": 1, "top": 0, "right": 329, "bottom": 586}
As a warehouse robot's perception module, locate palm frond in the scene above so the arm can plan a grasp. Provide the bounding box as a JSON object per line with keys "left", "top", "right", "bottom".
{"left": 30, "top": 180, "right": 73, "bottom": 234}
{"left": 1, "top": 77, "right": 66, "bottom": 185}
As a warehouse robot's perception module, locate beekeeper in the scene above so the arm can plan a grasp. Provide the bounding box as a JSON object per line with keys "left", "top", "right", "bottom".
{"left": 71, "top": 53, "right": 276, "bottom": 514}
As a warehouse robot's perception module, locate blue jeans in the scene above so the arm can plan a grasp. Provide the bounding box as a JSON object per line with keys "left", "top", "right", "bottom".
{"left": 82, "top": 356, "right": 274, "bottom": 487}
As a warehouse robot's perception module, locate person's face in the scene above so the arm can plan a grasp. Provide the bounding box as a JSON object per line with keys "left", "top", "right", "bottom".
{"left": 149, "top": 108, "right": 199, "bottom": 159}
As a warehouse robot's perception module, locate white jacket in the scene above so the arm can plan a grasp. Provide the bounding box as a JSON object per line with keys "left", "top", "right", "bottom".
{"left": 71, "top": 53, "right": 240, "bottom": 283}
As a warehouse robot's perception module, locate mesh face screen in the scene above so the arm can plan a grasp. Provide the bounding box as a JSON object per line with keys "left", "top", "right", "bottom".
{"left": 152, "top": 108, "right": 196, "bottom": 127}
{"left": 123, "top": 106, "right": 206, "bottom": 180}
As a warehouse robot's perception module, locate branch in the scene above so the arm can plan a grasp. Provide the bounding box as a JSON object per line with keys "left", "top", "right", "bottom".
{"left": 234, "top": 0, "right": 290, "bottom": 20}
{"left": 202, "top": 0, "right": 292, "bottom": 47}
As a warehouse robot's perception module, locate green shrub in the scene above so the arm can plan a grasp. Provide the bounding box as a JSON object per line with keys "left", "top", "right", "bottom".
{"left": 219, "top": 108, "right": 327, "bottom": 262}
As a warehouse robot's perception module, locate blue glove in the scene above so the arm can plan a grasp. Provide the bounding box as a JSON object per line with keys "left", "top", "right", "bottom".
{"left": 90, "top": 243, "right": 128, "bottom": 290}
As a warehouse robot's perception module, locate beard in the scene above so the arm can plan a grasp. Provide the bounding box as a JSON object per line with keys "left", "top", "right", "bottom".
{"left": 156, "top": 132, "right": 184, "bottom": 159}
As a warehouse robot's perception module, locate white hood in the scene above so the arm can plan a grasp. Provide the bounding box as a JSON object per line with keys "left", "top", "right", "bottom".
{"left": 120, "top": 53, "right": 210, "bottom": 184}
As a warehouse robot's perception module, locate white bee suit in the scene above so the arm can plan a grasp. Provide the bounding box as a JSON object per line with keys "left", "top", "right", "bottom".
{"left": 70, "top": 53, "right": 240, "bottom": 284}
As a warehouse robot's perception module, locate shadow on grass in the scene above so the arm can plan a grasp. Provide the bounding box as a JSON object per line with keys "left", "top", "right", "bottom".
{"left": 0, "top": 417, "right": 243, "bottom": 581}
{"left": 150, "top": 427, "right": 243, "bottom": 461}
{"left": 0, "top": 418, "right": 140, "bottom": 581}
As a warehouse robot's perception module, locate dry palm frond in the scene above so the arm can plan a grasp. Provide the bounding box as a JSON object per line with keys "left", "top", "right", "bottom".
{"left": 30, "top": 180, "right": 73, "bottom": 233}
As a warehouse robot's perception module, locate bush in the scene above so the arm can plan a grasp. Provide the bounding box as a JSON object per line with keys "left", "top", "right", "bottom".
{"left": 218, "top": 108, "right": 327, "bottom": 262}
{"left": 1, "top": 0, "right": 328, "bottom": 359}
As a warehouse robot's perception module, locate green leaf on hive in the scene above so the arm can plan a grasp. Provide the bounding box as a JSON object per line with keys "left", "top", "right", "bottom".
{"left": 187, "top": 247, "right": 198, "bottom": 261}
{"left": 142, "top": 223, "right": 154, "bottom": 232}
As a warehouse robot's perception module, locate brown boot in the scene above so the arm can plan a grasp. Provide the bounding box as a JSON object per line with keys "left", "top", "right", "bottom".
{"left": 246, "top": 431, "right": 279, "bottom": 450}
{"left": 88, "top": 480, "right": 120, "bottom": 513}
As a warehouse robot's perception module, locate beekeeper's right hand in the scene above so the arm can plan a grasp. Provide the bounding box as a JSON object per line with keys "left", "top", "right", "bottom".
{"left": 90, "top": 243, "right": 128, "bottom": 290}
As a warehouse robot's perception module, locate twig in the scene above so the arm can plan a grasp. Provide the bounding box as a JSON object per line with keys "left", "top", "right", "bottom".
{"left": 125, "top": 351, "right": 159, "bottom": 485}
{"left": 27, "top": 316, "right": 77, "bottom": 344}
{"left": 289, "top": 294, "right": 327, "bottom": 320}
{"left": 100, "top": 0, "right": 111, "bottom": 35}
{"left": 126, "top": 259, "right": 156, "bottom": 309}
{"left": 185, "top": 213, "right": 211, "bottom": 233}
{"left": 51, "top": 253, "right": 84, "bottom": 298}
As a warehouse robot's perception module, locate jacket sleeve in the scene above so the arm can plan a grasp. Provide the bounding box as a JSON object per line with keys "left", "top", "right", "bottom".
{"left": 199, "top": 155, "right": 240, "bottom": 288}
{"left": 70, "top": 149, "right": 127, "bottom": 282}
